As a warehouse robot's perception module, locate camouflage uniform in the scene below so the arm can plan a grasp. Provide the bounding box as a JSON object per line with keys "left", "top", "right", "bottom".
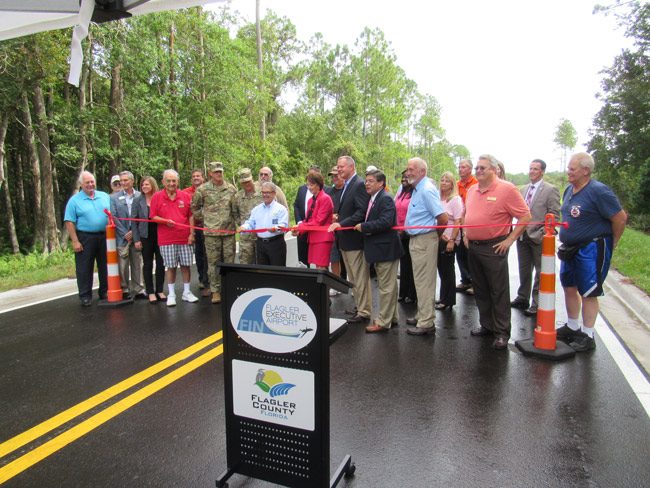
{"left": 233, "top": 185, "right": 262, "bottom": 265}
{"left": 191, "top": 178, "right": 236, "bottom": 293}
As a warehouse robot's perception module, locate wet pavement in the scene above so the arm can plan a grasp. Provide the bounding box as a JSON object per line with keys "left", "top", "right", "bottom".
{"left": 1, "top": 247, "right": 649, "bottom": 487}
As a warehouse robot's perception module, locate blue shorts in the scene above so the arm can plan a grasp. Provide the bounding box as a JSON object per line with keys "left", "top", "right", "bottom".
{"left": 560, "top": 236, "right": 612, "bottom": 297}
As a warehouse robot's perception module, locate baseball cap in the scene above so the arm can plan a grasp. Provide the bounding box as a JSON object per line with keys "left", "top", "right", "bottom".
{"left": 238, "top": 168, "right": 253, "bottom": 183}
{"left": 209, "top": 161, "right": 224, "bottom": 172}
{"left": 111, "top": 175, "right": 120, "bottom": 185}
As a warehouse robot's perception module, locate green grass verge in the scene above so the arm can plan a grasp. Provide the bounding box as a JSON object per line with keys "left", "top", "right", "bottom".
{"left": 611, "top": 227, "right": 650, "bottom": 294}
{"left": 0, "top": 250, "right": 76, "bottom": 292}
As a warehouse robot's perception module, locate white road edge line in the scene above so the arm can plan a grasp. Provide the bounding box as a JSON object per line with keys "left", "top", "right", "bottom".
{"left": 596, "top": 315, "right": 650, "bottom": 419}
{"left": 0, "top": 290, "right": 83, "bottom": 315}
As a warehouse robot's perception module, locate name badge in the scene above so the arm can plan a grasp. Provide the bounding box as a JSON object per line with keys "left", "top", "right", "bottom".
{"left": 119, "top": 196, "right": 126, "bottom": 200}
{"left": 487, "top": 196, "right": 497, "bottom": 201}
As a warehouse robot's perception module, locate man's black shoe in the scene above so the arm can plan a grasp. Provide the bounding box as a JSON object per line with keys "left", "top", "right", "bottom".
{"left": 523, "top": 306, "right": 538, "bottom": 317}
{"left": 346, "top": 314, "right": 369, "bottom": 324}
{"left": 470, "top": 326, "right": 491, "bottom": 337}
{"left": 569, "top": 335, "right": 596, "bottom": 352}
{"left": 510, "top": 299, "right": 529, "bottom": 309}
{"left": 455, "top": 282, "right": 472, "bottom": 292}
{"left": 81, "top": 297, "right": 92, "bottom": 307}
{"left": 406, "top": 326, "right": 435, "bottom": 336}
{"left": 555, "top": 324, "right": 586, "bottom": 343}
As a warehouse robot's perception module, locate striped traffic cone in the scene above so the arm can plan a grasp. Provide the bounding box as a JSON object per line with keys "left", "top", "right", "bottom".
{"left": 98, "top": 210, "right": 133, "bottom": 308}
{"left": 515, "top": 213, "right": 574, "bottom": 360}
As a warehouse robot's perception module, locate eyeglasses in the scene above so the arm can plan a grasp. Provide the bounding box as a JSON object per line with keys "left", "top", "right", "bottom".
{"left": 261, "top": 191, "right": 275, "bottom": 196}
{"left": 112, "top": 182, "right": 121, "bottom": 186}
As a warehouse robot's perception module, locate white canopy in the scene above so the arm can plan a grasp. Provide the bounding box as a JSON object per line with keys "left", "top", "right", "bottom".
{"left": 0, "top": 0, "right": 225, "bottom": 86}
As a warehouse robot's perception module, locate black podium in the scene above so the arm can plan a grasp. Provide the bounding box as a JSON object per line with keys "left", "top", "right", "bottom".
{"left": 216, "top": 264, "right": 355, "bottom": 488}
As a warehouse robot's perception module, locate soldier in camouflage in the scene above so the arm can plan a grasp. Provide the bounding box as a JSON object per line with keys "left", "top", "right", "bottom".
{"left": 191, "top": 161, "right": 236, "bottom": 304}
{"left": 233, "top": 168, "right": 262, "bottom": 265}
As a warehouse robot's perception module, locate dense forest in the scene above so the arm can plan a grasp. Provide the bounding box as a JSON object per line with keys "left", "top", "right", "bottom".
{"left": 0, "top": 6, "right": 467, "bottom": 254}
{"left": 0, "top": 2, "right": 648, "bottom": 256}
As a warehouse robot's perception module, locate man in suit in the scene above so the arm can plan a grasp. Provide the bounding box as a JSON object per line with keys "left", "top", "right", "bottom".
{"left": 512, "top": 159, "right": 561, "bottom": 316}
{"left": 354, "top": 170, "right": 403, "bottom": 333}
{"left": 328, "top": 156, "right": 371, "bottom": 324}
{"left": 110, "top": 170, "right": 145, "bottom": 299}
{"left": 293, "top": 164, "right": 321, "bottom": 266}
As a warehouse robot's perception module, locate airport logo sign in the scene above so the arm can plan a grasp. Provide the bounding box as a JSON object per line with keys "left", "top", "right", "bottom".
{"left": 232, "top": 360, "right": 315, "bottom": 431}
{"left": 230, "top": 288, "right": 317, "bottom": 353}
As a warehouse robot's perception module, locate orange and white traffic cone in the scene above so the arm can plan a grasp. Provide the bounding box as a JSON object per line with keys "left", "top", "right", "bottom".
{"left": 99, "top": 210, "right": 133, "bottom": 308}
{"left": 515, "top": 213, "right": 574, "bottom": 360}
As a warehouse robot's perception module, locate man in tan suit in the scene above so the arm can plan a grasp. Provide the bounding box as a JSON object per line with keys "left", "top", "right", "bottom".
{"left": 512, "top": 159, "right": 561, "bottom": 316}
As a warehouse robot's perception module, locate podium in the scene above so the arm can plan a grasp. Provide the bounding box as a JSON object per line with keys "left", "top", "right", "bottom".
{"left": 216, "top": 264, "right": 355, "bottom": 488}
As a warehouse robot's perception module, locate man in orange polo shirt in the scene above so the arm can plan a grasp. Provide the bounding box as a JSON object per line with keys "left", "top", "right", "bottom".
{"left": 456, "top": 159, "right": 477, "bottom": 294}
{"left": 464, "top": 154, "right": 531, "bottom": 350}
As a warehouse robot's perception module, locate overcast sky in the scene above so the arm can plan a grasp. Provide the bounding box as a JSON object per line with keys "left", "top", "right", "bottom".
{"left": 216, "top": 0, "right": 631, "bottom": 174}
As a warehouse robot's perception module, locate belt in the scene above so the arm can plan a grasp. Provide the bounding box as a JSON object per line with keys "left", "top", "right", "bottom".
{"left": 77, "top": 230, "right": 105, "bottom": 235}
{"left": 469, "top": 235, "right": 508, "bottom": 246}
{"left": 259, "top": 234, "right": 284, "bottom": 243}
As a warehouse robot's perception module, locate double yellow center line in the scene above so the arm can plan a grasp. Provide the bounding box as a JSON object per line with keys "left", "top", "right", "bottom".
{"left": 0, "top": 331, "right": 224, "bottom": 484}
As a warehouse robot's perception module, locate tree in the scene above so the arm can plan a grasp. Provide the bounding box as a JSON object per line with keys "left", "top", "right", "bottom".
{"left": 589, "top": 1, "right": 650, "bottom": 224}
{"left": 554, "top": 118, "right": 577, "bottom": 177}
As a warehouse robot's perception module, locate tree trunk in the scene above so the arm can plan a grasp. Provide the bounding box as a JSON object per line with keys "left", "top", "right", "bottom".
{"left": 13, "top": 143, "right": 27, "bottom": 225}
{"left": 47, "top": 85, "right": 62, "bottom": 230}
{"left": 109, "top": 62, "right": 123, "bottom": 177}
{"left": 256, "top": 0, "right": 266, "bottom": 141}
{"left": 20, "top": 91, "right": 44, "bottom": 250}
{"left": 32, "top": 83, "right": 61, "bottom": 253}
{"left": 0, "top": 113, "right": 19, "bottom": 253}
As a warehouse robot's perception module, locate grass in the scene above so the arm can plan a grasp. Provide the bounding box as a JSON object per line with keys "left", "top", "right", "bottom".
{"left": 611, "top": 227, "right": 650, "bottom": 294}
{"left": 0, "top": 250, "right": 76, "bottom": 292}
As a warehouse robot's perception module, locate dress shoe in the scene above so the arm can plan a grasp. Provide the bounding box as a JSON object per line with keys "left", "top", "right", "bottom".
{"left": 523, "top": 306, "right": 537, "bottom": 317}
{"left": 211, "top": 292, "right": 222, "bottom": 304}
{"left": 156, "top": 293, "right": 167, "bottom": 302}
{"left": 81, "top": 297, "right": 92, "bottom": 307}
{"left": 493, "top": 336, "right": 509, "bottom": 350}
{"left": 134, "top": 292, "right": 148, "bottom": 300}
{"left": 435, "top": 303, "right": 453, "bottom": 311}
{"left": 406, "top": 318, "right": 418, "bottom": 326}
{"left": 201, "top": 288, "right": 211, "bottom": 297}
{"left": 346, "top": 314, "right": 369, "bottom": 324}
{"left": 148, "top": 294, "right": 158, "bottom": 304}
{"left": 406, "top": 326, "right": 435, "bottom": 336}
{"left": 510, "top": 299, "right": 529, "bottom": 309}
{"left": 365, "top": 323, "right": 389, "bottom": 333}
{"left": 455, "top": 282, "right": 472, "bottom": 292}
{"left": 470, "top": 326, "right": 491, "bottom": 337}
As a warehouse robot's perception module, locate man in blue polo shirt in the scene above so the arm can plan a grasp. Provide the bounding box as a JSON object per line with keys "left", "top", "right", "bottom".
{"left": 64, "top": 171, "right": 110, "bottom": 306}
{"left": 404, "top": 157, "right": 448, "bottom": 336}
{"left": 556, "top": 152, "right": 627, "bottom": 352}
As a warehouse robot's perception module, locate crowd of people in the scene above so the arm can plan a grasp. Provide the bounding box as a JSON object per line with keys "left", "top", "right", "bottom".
{"left": 63, "top": 151, "right": 626, "bottom": 352}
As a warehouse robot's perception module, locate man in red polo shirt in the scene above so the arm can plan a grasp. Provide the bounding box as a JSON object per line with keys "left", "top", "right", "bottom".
{"left": 456, "top": 159, "right": 478, "bottom": 294}
{"left": 464, "top": 154, "right": 531, "bottom": 350}
{"left": 150, "top": 169, "right": 199, "bottom": 307}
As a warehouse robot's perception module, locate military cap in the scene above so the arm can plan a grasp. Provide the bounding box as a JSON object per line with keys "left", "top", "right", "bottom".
{"left": 238, "top": 168, "right": 253, "bottom": 183}
{"left": 209, "top": 161, "right": 224, "bottom": 172}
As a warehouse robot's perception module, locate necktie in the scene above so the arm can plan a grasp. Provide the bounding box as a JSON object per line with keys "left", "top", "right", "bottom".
{"left": 365, "top": 198, "right": 374, "bottom": 221}
{"left": 526, "top": 185, "right": 535, "bottom": 206}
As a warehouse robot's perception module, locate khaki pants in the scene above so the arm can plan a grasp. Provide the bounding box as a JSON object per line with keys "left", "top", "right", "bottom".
{"left": 374, "top": 259, "right": 399, "bottom": 327}
{"left": 118, "top": 242, "right": 144, "bottom": 295}
{"left": 409, "top": 232, "right": 439, "bottom": 328}
{"left": 341, "top": 249, "right": 371, "bottom": 318}
{"left": 239, "top": 237, "right": 256, "bottom": 265}
{"left": 205, "top": 234, "right": 236, "bottom": 292}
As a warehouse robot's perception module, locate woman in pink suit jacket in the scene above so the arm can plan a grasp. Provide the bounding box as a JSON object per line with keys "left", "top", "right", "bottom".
{"left": 297, "top": 170, "right": 334, "bottom": 269}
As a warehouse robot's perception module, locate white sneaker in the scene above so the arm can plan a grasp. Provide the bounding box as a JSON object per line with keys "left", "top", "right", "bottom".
{"left": 167, "top": 295, "right": 177, "bottom": 307}
{"left": 182, "top": 291, "right": 199, "bottom": 303}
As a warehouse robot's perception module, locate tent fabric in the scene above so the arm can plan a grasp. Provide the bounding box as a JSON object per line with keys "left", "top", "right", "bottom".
{"left": 0, "top": 0, "right": 224, "bottom": 86}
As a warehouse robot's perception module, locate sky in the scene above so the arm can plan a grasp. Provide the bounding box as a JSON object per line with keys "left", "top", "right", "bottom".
{"left": 213, "top": 0, "right": 632, "bottom": 174}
